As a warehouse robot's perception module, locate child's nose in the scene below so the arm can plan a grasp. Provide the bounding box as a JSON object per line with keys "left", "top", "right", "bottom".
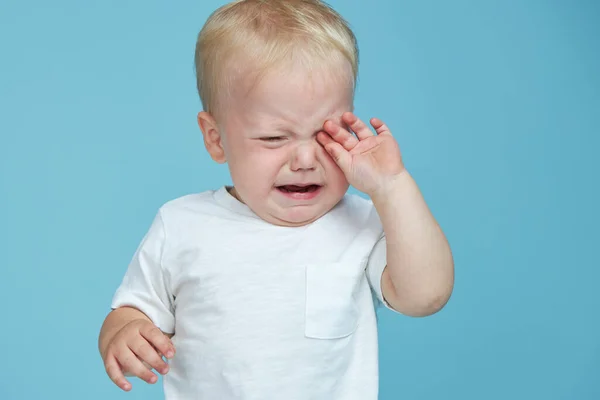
{"left": 290, "top": 141, "right": 318, "bottom": 171}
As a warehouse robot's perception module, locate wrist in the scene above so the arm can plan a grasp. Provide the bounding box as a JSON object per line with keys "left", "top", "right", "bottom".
{"left": 370, "top": 170, "right": 412, "bottom": 207}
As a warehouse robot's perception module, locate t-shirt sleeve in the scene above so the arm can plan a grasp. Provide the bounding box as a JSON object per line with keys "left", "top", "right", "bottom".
{"left": 362, "top": 200, "right": 396, "bottom": 312}
{"left": 111, "top": 210, "right": 175, "bottom": 333}
{"left": 366, "top": 234, "right": 395, "bottom": 311}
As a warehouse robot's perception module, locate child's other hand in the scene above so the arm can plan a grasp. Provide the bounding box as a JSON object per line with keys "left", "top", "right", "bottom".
{"left": 101, "top": 319, "right": 175, "bottom": 391}
{"left": 317, "top": 112, "right": 404, "bottom": 198}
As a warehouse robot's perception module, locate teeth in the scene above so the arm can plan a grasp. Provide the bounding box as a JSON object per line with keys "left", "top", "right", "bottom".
{"left": 278, "top": 185, "right": 317, "bottom": 193}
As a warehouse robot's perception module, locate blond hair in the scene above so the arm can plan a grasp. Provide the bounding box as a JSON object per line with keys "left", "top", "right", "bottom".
{"left": 194, "top": 0, "right": 359, "bottom": 116}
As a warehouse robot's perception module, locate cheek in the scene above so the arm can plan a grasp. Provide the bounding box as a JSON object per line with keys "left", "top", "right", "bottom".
{"left": 227, "top": 141, "right": 271, "bottom": 166}
{"left": 230, "top": 146, "right": 288, "bottom": 181}
{"left": 251, "top": 147, "right": 288, "bottom": 169}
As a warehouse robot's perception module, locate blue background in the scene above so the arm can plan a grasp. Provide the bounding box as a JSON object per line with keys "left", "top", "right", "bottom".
{"left": 1, "top": 1, "right": 598, "bottom": 399}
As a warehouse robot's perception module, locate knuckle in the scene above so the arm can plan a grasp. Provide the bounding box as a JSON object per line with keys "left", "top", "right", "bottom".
{"left": 129, "top": 335, "right": 147, "bottom": 351}
{"left": 113, "top": 345, "right": 128, "bottom": 361}
{"left": 119, "top": 352, "right": 136, "bottom": 369}
{"left": 151, "top": 356, "right": 167, "bottom": 370}
{"left": 137, "top": 343, "right": 156, "bottom": 360}
{"left": 151, "top": 326, "right": 164, "bottom": 338}
{"left": 110, "top": 348, "right": 122, "bottom": 361}
{"left": 151, "top": 332, "right": 168, "bottom": 348}
{"left": 156, "top": 337, "right": 170, "bottom": 350}
{"left": 142, "top": 370, "right": 156, "bottom": 383}
{"left": 129, "top": 363, "right": 146, "bottom": 379}
{"left": 141, "top": 323, "right": 157, "bottom": 337}
{"left": 106, "top": 365, "right": 121, "bottom": 382}
{"left": 128, "top": 337, "right": 143, "bottom": 352}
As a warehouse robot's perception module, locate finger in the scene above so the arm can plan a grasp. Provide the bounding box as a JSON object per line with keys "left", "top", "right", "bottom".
{"left": 322, "top": 120, "right": 358, "bottom": 151}
{"left": 343, "top": 112, "right": 374, "bottom": 140}
{"left": 140, "top": 325, "right": 175, "bottom": 359}
{"left": 116, "top": 346, "right": 158, "bottom": 384}
{"left": 130, "top": 338, "right": 170, "bottom": 375}
{"left": 370, "top": 117, "right": 392, "bottom": 136}
{"left": 317, "top": 132, "right": 352, "bottom": 172}
{"left": 105, "top": 354, "right": 132, "bottom": 391}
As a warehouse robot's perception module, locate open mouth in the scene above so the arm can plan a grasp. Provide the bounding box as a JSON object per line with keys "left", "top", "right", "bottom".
{"left": 276, "top": 184, "right": 321, "bottom": 194}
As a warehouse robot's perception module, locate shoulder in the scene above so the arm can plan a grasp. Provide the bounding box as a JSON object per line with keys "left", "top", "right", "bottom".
{"left": 157, "top": 188, "right": 228, "bottom": 220}
{"left": 336, "top": 193, "right": 378, "bottom": 221}
{"left": 144, "top": 189, "right": 228, "bottom": 262}
{"left": 160, "top": 190, "right": 217, "bottom": 213}
{"left": 340, "top": 193, "right": 374, "bottom": 211}
{"left": 327, "top": 193, "right": 382, "bottom": 234}
{"left": 152, "top": 189, "right": 228, "bottom": 235}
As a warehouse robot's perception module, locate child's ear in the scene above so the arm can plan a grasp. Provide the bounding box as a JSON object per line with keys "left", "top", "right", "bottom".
{"left": 197, "top": 111, "right": 226, "bottom": 163}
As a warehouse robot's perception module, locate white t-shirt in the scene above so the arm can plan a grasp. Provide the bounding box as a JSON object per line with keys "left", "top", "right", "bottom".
{"left": 112, "top": 186, "right": 392, "bottom": 400}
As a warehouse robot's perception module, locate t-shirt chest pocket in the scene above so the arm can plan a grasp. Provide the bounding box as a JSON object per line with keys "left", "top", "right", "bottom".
{"left": 304, "top": 262, "right": 364, "bottom": 340}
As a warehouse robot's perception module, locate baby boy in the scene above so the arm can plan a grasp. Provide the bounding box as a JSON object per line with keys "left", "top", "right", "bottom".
{"left": 98, "top": 1, "right": 454, "bottom": 399}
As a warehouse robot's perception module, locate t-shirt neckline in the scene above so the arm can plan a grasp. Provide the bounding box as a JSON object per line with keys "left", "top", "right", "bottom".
{"left": 213, "top": 186, "right": 261, "bottom": 219}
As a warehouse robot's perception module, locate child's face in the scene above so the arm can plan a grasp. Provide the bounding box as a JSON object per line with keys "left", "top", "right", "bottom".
{"left": 203, "top": 61, "right": 354, "bottom": 227}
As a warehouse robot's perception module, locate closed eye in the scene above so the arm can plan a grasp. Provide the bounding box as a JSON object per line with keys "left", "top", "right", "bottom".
{"left": 259, "top": 136, "right": 286, "bottom": 142}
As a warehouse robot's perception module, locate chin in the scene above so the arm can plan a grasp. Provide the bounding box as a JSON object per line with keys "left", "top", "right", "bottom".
{"left": 271, "top": 200, "right": 340, "bottom": 227}
{"left": 280, "top": 209, "right": 325, "bottom": 226}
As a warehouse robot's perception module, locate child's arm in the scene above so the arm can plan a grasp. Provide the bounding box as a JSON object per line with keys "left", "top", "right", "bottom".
{"left": 98, "top": 306, "right": 175, "bottom": 392}
{"left": 318, "top": 112, "right": 454, "bottom": 316}
{"left": 370, "top": 171, "right": 454, "bottom": 316}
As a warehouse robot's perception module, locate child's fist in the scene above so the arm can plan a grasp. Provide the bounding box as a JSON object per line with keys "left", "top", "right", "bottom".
{"left": 101, "top": 319, "right": 175, "bottom": 391}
